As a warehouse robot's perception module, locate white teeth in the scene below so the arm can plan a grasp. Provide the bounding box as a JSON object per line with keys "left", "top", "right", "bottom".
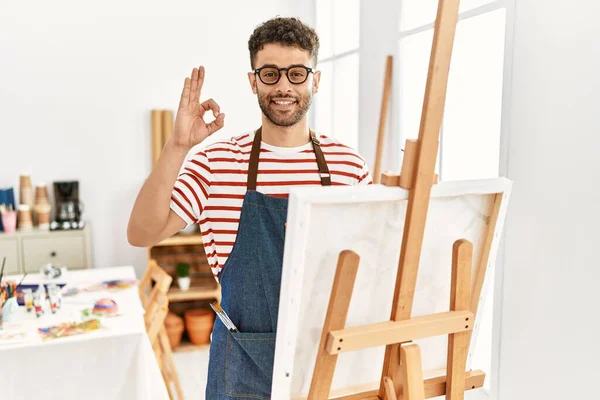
{"left": 274, "top": 101, "right": 294, "bottom": 105}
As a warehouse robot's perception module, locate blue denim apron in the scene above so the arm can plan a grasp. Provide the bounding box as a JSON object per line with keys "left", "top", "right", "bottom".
{"left": 205, "top": 127, "right": 331, "bottom": 399}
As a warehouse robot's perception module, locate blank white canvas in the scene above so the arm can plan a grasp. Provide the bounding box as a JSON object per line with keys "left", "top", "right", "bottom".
{"left": 272, "top": 178, "right": 512, "bottom": 399}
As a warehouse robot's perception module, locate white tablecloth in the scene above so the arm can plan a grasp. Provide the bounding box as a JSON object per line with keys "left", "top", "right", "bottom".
{"left": 0, "top": 266, "right": 169, "bottom": 400}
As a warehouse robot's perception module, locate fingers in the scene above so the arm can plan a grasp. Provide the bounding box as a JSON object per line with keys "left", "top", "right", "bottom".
{"left": 196, "top": 66, "right": 205, "bottom": 102}
{"left": 199, "top": 98, "right": 223, "bottom": 135}
{"left": 179, "top": 77, "right": 191, "bottom": 109}
{"left": 190, "top": 68, "right": 199, "bottom": 105}
{"left": 207, "top": 113, "right": 225, "bottom": 136}
{"left": 200, "top": 98, "right": 221, "bottom": 118}
{"left": 189, "top": 66, "right": 205, "bottom": 104}
{"left": 180, "top": 66, "right": 203, "bottom": 109}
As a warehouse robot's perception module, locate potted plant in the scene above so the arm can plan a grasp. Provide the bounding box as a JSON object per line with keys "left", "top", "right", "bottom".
{"left": 176, "top": 263, "right": 191, "bottom": 291}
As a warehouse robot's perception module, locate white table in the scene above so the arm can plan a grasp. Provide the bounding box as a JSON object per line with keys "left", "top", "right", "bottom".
{"left": 0, "top": 266, "right": 169, "bottom": 400}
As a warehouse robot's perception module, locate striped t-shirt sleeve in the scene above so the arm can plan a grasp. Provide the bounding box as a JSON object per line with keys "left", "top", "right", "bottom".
{"left": 170, "top": 151, "right": 211, "bottom": 226}
{"left": 357, "top": 159, "right": 373, "bottom": 185}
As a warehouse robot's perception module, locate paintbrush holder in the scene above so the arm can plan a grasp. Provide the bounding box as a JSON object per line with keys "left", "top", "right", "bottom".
{"left": 1, "top": 297, "right": 18, "bottom": 323}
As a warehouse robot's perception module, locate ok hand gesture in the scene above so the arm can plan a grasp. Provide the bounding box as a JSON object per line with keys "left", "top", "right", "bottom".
{"left": 172, "top": 66, "right": 225, "bottom": 149}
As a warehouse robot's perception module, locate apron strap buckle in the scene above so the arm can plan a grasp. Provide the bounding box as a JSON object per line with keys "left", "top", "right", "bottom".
{"left": 310, "top": 130, "right": 321, "bottom": 145}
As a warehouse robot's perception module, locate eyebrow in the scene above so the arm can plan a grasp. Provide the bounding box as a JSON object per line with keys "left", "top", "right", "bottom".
{"left": 255, "top": 63, "right": 308, "bottom": 69}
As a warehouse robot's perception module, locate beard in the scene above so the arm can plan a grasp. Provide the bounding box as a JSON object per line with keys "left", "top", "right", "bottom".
{"left": 257, "top": 90, "right": 313, "bottom": 127}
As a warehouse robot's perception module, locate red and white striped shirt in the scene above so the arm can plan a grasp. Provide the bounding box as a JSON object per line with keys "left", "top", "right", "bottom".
{"left": 170, "top": 131, "right": 372, "bottom": 279}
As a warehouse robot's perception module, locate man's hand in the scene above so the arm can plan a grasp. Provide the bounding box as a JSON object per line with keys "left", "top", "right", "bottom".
{"left": 172, "top": 66, "right": 226, "bottom": 149}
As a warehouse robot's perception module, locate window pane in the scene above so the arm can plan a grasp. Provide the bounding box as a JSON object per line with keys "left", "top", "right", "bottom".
{"left": 460, "top": 0, "right": 497, "bottom": 13}
{"left": 332, "top": 53, "right": 359, "bottom": 149}
{"left": 316, "top": 0, "right": 333, "bottom": 59}
{"left": 398, "top": 29, "right": 432, "bottom": 142}
{"left": 314, "top": 61, "right": 333, "bottom": 135}
{"left": 333, "top": 0, "right": 360, "bottom": 54}
{"left": 400, "top": 0, "right": 498, "bottom": 31}
{"left": 400, "top": 0, "right": 438, "bottom": 31}
{"left": 442, "top": 9, "right": 506, "bottom": 181}
{"left": 398, "top": 30, "right": 441, "bottom": 174}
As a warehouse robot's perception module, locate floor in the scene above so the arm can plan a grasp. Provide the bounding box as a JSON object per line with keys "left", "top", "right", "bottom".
{"left": 173, "top": 348, "right": 210, "bottom": 399}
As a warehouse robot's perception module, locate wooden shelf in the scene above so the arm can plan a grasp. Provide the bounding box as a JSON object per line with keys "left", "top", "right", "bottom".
{"left": 154, "top": 233, "right": 204, "bottom": 247}
{"left": 150, "top": 231, "right": 220, "bottom": 310}
{"left": 173, "top": 341, "right": 211, "bottom": 353}
{"left": 168, "top": 279, "right": 221, "bottom": 302}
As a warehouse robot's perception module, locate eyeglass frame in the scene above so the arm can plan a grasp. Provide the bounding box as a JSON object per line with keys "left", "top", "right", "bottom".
{"left": 253, "top": 64, "right": 315, "bottom": 85}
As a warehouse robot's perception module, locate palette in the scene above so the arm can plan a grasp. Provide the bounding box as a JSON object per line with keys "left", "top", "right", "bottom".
{"left": 37, "top": 319, "right": 102, "bottom": 341}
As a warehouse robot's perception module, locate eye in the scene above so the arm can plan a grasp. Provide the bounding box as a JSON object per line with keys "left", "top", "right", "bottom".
{"left": 289, "top": 67, "right": 307, "bottom": 78}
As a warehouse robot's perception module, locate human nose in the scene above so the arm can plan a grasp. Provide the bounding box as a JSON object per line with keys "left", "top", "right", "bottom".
{"left": 275, "top": 70, "right": 293, "bottom": 92}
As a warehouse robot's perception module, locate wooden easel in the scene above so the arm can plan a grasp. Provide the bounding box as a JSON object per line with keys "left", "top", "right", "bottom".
{"left": 307, "top": 0, "right": 483, "bottom": 399}
{"left": 140, "top": 260, "right": 185, "bottom": 400}
{"left": 373, "top": 55, "right": 393, "bottom": 184}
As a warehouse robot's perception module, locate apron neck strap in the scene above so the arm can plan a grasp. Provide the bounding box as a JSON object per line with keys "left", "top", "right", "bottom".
{"left": 247, "top": 127, "right": 331, "bottom": 191}
{"left": 310, "top": 130, "right": 332, "bottom": 187}
{"left": 247, "top": 128, "right": 262, "bottom": 192}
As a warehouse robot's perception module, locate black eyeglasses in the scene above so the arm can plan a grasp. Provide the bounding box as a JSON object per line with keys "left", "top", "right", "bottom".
{"left": 253, "top": 65, "right": 314, "bottom": 85}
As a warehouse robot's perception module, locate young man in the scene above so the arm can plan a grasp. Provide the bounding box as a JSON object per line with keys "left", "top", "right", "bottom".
{"left": 128, "top": 17, "right": 372, "bottom": 399}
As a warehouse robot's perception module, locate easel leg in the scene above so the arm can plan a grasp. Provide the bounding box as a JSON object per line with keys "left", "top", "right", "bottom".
{"left": 446, "top": 240, "right": 472, "bottom": 400}
{"left": 159, "top": 327, "right": 185, "bottom": 400}
{"left": 383, "top": 376, "right": 398, "bottom": 400}
{"left": 153, "top": 341, "right": 175, "bottom": 400}
{"left": 308, "top": 250, "right": 360, "bottom": 400}
{"left": 399, "top": 344, "right": 426, "bottom": 400}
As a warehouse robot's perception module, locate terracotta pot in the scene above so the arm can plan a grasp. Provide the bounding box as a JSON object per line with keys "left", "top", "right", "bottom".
{"left": 184, "top": 308, "right": 215, "bottom": 345}
{"left": 164, "top": 312, "right": 185, "bottom": 349}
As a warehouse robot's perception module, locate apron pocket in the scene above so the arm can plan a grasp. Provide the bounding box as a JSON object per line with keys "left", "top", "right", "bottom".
{"left": 225, "top": 331, "right": 276, "bottom": 399}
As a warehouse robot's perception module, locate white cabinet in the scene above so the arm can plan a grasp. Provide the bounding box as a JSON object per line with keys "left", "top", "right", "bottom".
{"left": 0, "top": 225, "right": 92, "bottom": 274}
{"left": 0, "top": 237, "right": 20, "bottom": 275}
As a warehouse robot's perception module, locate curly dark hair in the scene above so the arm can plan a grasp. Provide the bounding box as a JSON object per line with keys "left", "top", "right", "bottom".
{"left": 248, "top": 17, "right": 320, "bottom": 69}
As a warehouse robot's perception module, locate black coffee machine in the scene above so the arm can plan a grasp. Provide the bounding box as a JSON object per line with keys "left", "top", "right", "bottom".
{"left": 51, "top": 181, "right": 85, "bottom": 230}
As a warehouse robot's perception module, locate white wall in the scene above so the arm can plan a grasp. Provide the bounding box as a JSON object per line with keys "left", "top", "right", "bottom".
{"left": 499, "top": 0, "right": 600, "bottom": 398}
{"left": 0, "top": 0, "right": 313, "bottom": 275}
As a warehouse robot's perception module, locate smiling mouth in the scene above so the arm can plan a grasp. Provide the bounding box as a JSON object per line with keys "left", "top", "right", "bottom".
{"left": 271, "top": 99, "right": 297, "bottom": 110}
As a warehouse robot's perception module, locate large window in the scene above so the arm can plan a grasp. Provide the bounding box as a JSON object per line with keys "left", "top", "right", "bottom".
{"left": 313, "top": 0, "right": 360, "bottom": 150}
{"left": 398, "top": 0, "right": 508, "bottom": 393}
{"left": 399, "top": 0, "right": 507, "bottom": 181}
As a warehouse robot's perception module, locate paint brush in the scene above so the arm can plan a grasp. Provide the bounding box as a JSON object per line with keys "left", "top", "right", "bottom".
{"left": 0, "top": 256, "right": 6, "bottom": 284}
{"left": 16, "top": 273, "right": 27, "bottom": 289}
{"left": 210, "top": 301, "right": 238, "bottom": 332}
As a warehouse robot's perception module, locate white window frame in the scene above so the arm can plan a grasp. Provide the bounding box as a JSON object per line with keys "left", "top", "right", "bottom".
{"left": 397, "top": 0, "right": 509, "bottom": 181}
{"left": 310, "top": 0, "right": 360, "bottom": 147}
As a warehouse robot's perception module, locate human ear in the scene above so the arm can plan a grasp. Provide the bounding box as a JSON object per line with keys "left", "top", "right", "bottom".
{"left": 248, "top": 72, "right": 258, "bottom": 94}
{"left": 312, "top": 70, "right": 321, "bottom": 94}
